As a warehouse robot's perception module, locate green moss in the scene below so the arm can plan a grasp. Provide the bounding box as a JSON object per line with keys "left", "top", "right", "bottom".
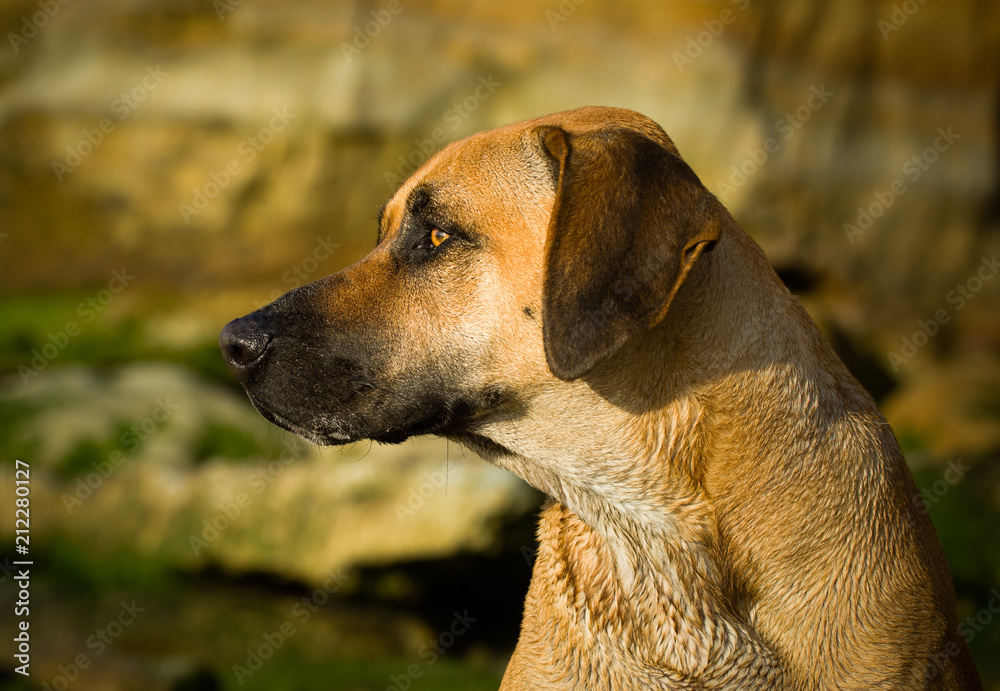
{"left": 895, "top": 425, "right": 929, "bottom": 455}
{"left": 0, "top": 398, "right": 43, "bottom": 466}
{"left": 194, "top": 422, "right": 269, "bottom": 462}
{"left": 914, "top": 460, "right": 1000, "bottom": 682}
{"left": 0, "top": 293, "right": 236, "bottom": 388}
{"left": 59, "top": 438, "right": 108, "bottom": 476}
{"left": 54, "top": 422, "right": 133, "bottom": 477}
{"left": 41, "top": 534, "right": 179, "bottom": 593}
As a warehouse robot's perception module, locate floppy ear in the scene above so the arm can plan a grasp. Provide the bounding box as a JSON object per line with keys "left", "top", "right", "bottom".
{"left": 538, "top": 125, "right": 723, "bottom": 381}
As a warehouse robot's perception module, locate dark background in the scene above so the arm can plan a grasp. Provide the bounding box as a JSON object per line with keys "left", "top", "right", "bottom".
{"left": 1, "top": 1, "right": 999, "bottom": 689}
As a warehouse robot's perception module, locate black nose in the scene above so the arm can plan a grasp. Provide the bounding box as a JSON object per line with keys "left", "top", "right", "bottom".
{"left": 220, "top": 316, "right": 272, "bottom": 374}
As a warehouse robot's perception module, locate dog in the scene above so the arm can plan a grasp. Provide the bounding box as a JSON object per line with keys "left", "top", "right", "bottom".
{"left": 220, "top": 106, "right": 982, "bottom": 689}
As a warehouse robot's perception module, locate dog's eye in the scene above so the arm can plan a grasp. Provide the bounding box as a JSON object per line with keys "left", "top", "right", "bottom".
{"left": 410, "top": 226, "right": 456, "bottom": 256}
{"left": 430, "top": 228, "right": 450, "bottom": 247}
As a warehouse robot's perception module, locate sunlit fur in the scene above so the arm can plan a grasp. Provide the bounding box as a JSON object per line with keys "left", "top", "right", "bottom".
{"left": 381, "top": 108, "right": 980, "bottom": 689}
{"left": 234, "top": 106, "right": 981, "bottom": 689}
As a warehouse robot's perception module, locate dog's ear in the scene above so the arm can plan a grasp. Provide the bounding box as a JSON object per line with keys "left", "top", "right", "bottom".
{"left": 537, "top": 125, "right": 722, "bottom": 381}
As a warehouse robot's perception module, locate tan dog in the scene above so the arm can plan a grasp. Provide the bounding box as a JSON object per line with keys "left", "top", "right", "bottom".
{"left": 220, "top": 106, "right": 982, "bottom": 689}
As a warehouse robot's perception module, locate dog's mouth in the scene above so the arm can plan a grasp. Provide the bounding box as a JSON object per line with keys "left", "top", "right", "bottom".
{"left": 248, "top": 399, "right": 358, "bottom": 446}
{"left": 245, "top": 393, "right": 462, "bottom": 447}
{"left": 245, "top": 383, "right": 514, "bottom": 448}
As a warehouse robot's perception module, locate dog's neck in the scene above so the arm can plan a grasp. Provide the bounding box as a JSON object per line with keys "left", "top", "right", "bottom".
{"left": 486, "top": 222, "right": 800, "bottom": 540}
{"left": 484, "top": 383, "right": 791, "bottom": 683}
{"left": 479, "top": 225, "right": 825, "bottom": 682}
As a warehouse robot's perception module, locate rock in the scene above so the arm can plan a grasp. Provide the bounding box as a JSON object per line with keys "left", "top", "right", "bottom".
{"left": 1, "top": 0, "right": 997, "bottom": 369}
{"left": 1, "top": 0, "right": 998, "bottom": 597}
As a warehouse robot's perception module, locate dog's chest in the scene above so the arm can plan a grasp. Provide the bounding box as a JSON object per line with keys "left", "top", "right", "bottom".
{"left": 512, "top": 503, "right": 735, "bottom": 688}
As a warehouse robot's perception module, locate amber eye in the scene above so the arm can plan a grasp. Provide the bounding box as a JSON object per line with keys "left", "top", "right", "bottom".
{"left": 430, "top": 228, "right": 450, "bottom": 247}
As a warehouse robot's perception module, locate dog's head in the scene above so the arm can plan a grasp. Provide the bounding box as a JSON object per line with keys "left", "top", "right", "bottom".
{"left": 220, "top": 106, "right": 722, "bottom": 453}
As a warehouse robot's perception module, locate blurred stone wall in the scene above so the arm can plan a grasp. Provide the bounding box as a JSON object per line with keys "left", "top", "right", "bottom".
{"left": 1, "top": 0, "right": 998, "bottom": 550}
{"left": 1, "top": 1, "right": 1000, "bottom": 686}
{"left": 3, "top": 0, "right": 999, "bottom": 446}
